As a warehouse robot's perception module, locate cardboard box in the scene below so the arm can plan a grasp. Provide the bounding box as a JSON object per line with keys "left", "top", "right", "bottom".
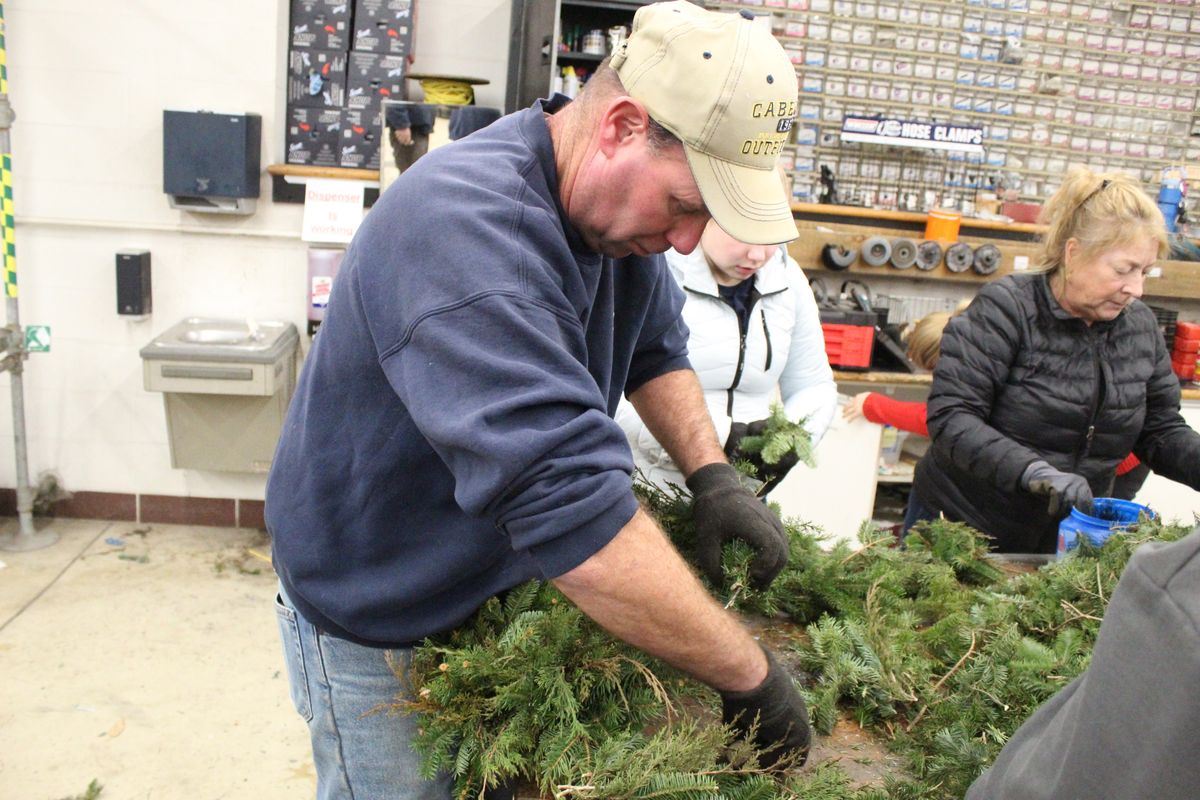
{"left": 290, "top": 0, "right": 351, "bottom": 50}
{"left": 346, "top": 52, "right": 406, "bottom": 110}
{"left": 338, "top": 108, "right": 381, "bottom": 169}
{"left": 286, "top": 106, "right": 342, "bottom": 166}
{"left": 353, "top": 0, "right": 414, "bottom": 55}
{"left": 288, "top": 49, "right": 348, "bottom": 108}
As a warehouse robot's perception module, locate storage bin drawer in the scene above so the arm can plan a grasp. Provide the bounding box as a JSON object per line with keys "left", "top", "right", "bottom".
{"left": 821, "top": 323, "right": 874, "bottom": 369}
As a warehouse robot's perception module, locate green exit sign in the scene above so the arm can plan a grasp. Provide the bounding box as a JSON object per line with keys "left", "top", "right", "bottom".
{"left": 25, "top": 325, "right": 50, "bottom": 352}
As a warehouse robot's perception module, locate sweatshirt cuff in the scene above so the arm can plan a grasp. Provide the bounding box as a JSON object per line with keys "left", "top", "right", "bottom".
{"left": 523, "top": 489, "right": 639, "bottom": 580}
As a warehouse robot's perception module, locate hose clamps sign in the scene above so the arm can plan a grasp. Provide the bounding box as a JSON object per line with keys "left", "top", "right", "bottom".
{"left": 839, "top": 116, "right": 985, "bottom": 154}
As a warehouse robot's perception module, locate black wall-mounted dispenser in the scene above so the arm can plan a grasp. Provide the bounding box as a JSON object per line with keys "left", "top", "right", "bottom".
{"left": 162, "top": 110, "right": 262, "bottom": 214}
{"left": 116, "top": 250, "right": 152, "bottom": 317}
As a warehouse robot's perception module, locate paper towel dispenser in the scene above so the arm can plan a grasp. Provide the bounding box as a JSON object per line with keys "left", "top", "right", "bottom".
{"left": 163, "top": 110, "right": 262, "bottom": 214}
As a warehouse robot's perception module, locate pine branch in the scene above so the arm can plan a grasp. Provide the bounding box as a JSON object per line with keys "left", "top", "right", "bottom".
{"left": 735, "top": 405, "right": 816, "bottom": 469}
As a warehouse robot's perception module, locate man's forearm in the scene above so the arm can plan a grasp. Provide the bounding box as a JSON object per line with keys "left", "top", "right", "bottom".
{"left": 628, "top": 369, "right": 726, "bottom": 478}
{"left": 552, "top": 507, "right": 768, "bottom": 693}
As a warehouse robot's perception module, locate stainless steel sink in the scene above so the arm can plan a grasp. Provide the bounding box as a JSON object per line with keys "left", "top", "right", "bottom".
{"left": 179, "top": 328, "right": 264, "bottom": 345}
{"left": 141, "top": 318, "right": 299, "bottom": 362}
{"left": 139, "top": 317, "right": 301, "bottom": 473}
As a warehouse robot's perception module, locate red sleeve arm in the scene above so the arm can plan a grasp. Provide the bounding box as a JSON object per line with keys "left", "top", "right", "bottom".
{"left": 861, "top": 393, "right": 930, "bottom": 437}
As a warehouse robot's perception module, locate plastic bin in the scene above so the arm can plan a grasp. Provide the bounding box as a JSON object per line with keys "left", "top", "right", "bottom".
{"left": 821, "top": 323, "right": 874, "bottom": 369}
{"left": 1172, "top": 337, "right": 1200, "bottom": 355}
{"left": 1056, "top": 497, "right": 1156, "bottom": 558}
{"left": 924, "top": 208, "right": 961, "bottom": 241}
{"left": 1175, "top": 321, "right": 1200, "bottom": 342}
{"left": 140, "top": 318, "right": 299, "bottom": 472}
{"left": 820, "top": 308, "right": 876, "bottom": 369}
{"left": 879, "top": 425, "right": 909, "bottom": 466}
{"left": 1171, "top": 357, "right": 1196, "bottom": 382}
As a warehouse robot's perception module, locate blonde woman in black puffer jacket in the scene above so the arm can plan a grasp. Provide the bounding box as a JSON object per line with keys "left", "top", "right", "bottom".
{"left": 909, "top": 167, "right": 1200, "bottom": 553}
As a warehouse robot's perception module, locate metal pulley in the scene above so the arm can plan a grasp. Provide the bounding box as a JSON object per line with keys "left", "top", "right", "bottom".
{"left": 915, "top": 240, "right": 943, "bottom": 271}
{"left": 890, "top": 238, "right": 917, "bottom": 269}
{"left": 860, "top": 236, "right": 892, "bottom": 267}
{"left": 821, "top": 243, "right": 857, "bottom": 271}
{"left": 944, "top": 242, "right": 975, "bottom": 273}
{"left": 973, "top": 243, "right": 1002, "bottom": 275}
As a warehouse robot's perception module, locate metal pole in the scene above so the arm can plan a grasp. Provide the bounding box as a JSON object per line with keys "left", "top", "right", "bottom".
{"left": 0, "top": 1, "right": 56, "bottom": 551}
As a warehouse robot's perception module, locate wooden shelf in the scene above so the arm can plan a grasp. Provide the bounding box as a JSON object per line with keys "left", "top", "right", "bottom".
{"left": 877, "top": 461, "right": 916, "bottom": 484}
{"left": 267, "top": 163, "right": 381, "bottom": 205}
{"left": 791, "top": 201, "right": 1046, "bottom": 235}
{"left": 834, "top": 371, "right": 1200, "bottom": 402}
{"left": 556, "top": 51, "right": 606, "bottom": 63}
{"left": 267, "top": 163, "right": 380, "bottom": 182}
{"left": 789, "top": 213, "right": 1200, "bottom": 300}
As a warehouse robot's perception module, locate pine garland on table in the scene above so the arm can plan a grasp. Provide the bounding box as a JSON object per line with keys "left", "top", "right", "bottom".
{"left": 393, "top": 408, "right": 1187, "bottom": 799}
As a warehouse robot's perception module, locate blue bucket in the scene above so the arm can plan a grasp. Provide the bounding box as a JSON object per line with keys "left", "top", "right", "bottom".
{"left": 1056, "top": 498, "right": 1156, "bottom": 558}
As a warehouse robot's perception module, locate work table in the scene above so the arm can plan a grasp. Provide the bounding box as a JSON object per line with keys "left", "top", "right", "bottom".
{"left": 833, "top": 370, "right": 1200, "bottom": 401}
{"left": 833, "top": 370, "right": 930, "bottom": 386}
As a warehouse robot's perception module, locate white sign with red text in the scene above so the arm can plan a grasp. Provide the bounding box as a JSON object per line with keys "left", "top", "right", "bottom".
{"left": 302, "top": 179, "right": 365, "bottom": 244}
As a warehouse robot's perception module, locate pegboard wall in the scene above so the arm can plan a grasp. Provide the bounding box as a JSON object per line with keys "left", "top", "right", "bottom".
{"left": 710, "top": 0, "right": 1200, "bottom": 218}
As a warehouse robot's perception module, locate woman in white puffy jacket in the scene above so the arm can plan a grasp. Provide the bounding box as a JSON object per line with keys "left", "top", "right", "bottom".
{"left": 616, "top": 218, "right": 837, "bottom": 494}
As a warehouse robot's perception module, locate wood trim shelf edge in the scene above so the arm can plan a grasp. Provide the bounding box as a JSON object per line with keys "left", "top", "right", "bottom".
{"left": 791, "top": 201, "right": 1047, "bottom": 234}
{"left": 267, "top": 163, "right": 381, "bottom": 182}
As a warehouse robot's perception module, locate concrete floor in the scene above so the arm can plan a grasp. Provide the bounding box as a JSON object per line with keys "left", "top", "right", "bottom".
{"left": 0, "top": 517, "right": 906, "bottom": 799}
{"left": 0, "top": 517, "right": 314, "bottom": 799}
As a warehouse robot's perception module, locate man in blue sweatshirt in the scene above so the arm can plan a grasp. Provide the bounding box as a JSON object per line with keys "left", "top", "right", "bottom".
{"left": 267, "top": 4, "right": 809, "bottom": 797}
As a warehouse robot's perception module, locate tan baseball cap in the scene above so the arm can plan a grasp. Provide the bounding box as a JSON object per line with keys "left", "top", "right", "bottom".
{"left": 610, "top": 1, "right": 799, "bottom": 245}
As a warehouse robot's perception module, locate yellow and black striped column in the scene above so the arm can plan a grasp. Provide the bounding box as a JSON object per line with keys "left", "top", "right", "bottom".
{"left": 3, "top": 156, "right": 15, "bottom": 300}
{"left": 0, "top": 5, "right": 15, "bottom": 301}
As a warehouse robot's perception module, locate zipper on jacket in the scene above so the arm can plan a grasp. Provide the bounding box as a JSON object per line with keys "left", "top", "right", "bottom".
{"left": 1074, "top": 333, "right": 1104, "bottom": 469}
{"left": 760, "top": 308, "right": 773, "bottom": 372}
{"left": 718, "top": 285, "right": 766, "bottom": 418}
{"left": 727, "top": 330, "right": 748, "bottom": 417}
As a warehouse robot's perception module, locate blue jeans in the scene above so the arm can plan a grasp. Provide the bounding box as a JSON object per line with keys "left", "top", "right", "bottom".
{"left": 901, "top": 487, "right": 938, "bottom": 535}
{"left": 275, "top": 584, "right": 452, "bottom": 800}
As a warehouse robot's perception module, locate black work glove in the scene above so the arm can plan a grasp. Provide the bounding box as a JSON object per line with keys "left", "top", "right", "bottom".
{"left": 1021, "top": 460, "right": 1094, "bottom": 517}
{"left": 685, "top": 462, "right": 789, "bottom": 589}
{"left": 720, "top": 647, "right": 812, "bottom": 770}
{"left": 725, "top": 419, "right": 801, "bottom": 494}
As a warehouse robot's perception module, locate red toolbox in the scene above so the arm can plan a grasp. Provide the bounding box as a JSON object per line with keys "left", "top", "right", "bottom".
{"left": 820, "top": 308, "right": 876, "bottom": 370}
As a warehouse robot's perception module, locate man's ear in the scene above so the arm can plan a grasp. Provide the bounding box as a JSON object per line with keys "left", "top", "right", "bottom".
{"left": 596, "top": 97, "right": 651, "bottom": 157}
